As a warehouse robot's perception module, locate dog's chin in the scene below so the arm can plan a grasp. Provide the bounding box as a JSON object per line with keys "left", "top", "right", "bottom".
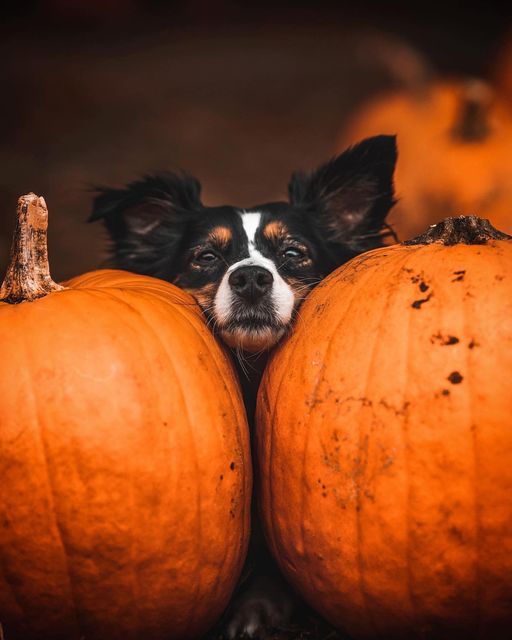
{"left": 220, "top": 325, "right": 286, "bottom": 353}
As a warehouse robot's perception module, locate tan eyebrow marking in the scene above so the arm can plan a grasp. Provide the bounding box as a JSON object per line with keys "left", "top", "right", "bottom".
{"left": 263, "top": 221, "right": 289, "bottom": 241}
{"left": 208, "top": 226, "right": 232, "bottom": 248}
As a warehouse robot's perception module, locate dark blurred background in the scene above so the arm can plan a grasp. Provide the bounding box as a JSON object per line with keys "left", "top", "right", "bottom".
{"left": 0, "top": 0, "right": 511, "bottom": 280}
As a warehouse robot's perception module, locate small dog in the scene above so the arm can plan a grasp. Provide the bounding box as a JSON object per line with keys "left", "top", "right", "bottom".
{"left": 90, "top": 135, "right": 397, "bottom": 353}
{"left": 90, "top": 134, "right": 397, "bottom": 638}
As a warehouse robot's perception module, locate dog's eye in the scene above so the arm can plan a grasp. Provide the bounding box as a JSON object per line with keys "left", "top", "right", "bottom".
{"left": 195, "top": 250, "right": 219, "bottom": 265}
{"left": 282, "top": 247, "right": 306, "bottom": 260}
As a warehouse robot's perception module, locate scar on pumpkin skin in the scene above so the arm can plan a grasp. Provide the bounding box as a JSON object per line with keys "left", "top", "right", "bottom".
{"left": 183, "top": 283, "right": 217, "bottom": 310}
{"left": 209, "top": 226, "right": 232, "bottom": 248}
{"left": 263, "top": 221, "right": 289, "bottom": 242}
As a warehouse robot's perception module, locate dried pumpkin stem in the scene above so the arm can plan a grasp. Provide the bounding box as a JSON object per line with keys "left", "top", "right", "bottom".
{"left": 405, "top": 215, "right": 512, "bottom": 246}
{"left": 451, "top": 79, "right": 493, "bottom": 142}
{"left": 0, "top": 193, "right": 64, "bottom": 304}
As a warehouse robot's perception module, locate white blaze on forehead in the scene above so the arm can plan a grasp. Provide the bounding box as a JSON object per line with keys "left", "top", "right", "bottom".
{"left": 213, "top": 210, "right": 295, "bottom": 336}
{"left": 240, "top": 211, "right": 262, "bottom": 254}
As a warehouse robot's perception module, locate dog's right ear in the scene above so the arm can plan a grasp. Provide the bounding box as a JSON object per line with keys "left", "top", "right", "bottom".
{"left": 89, "top": 171, "right": 203, "bottom": 237}
{"left": 89, "top": 172, "right": 203, "bottom": 277}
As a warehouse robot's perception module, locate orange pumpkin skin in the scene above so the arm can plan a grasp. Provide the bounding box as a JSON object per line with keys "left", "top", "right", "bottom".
{"left": 338, "top": 81, "right": 512, "bottom": 240}
{"left": 0, "top": 262, "right": 251, "bottom": 638}
{"left": 257, "top": 218, "right": 512, "bottom": 638}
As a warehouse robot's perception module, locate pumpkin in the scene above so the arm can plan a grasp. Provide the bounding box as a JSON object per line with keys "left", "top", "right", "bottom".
{"left": 0, "top": 194, "right": 251, "bottom": 640}
{"left": 257, "top": 216, "right": 512, "bottom": 639}
{"left": 338, "top": 80, "right": 512, "bottom": 240}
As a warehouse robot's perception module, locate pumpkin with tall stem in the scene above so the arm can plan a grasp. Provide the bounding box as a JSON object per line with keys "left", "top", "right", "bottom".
{"left": 0, "top": 194, "right": 251, "bottom": 640}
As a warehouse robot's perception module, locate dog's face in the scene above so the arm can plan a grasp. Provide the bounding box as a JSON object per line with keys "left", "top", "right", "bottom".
{"left": 90, "top": 135, "right": 397, "bottom": 351}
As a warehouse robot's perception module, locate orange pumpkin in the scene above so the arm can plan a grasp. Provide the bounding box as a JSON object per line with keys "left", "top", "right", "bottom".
{"left": 0, "top": 194, "right": 251, "bottom": 640}
{"left": 338, "top": 80, "right": 512, "bottom": 240}
{"left": 257, "top": 216, "right": 512, "bottom": 639}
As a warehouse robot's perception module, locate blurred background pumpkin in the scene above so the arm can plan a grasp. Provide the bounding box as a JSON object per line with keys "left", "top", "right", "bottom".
{"left": 337, "top": 79, "right": 512, "bottom": 239}
{"left": 1, "top": 0, "right": 512, "bottom": 278}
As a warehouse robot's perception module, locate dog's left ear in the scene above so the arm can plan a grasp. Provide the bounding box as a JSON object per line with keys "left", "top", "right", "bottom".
{"left": 288, "top": 135, "right": 397, "bottom": 252}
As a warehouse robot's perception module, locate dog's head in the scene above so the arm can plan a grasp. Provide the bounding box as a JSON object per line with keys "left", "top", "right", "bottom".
{"left": 90, "top": 135, "right": 397, "bottom": 351}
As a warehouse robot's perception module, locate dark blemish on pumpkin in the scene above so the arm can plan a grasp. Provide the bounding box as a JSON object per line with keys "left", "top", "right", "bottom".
{"left": 419, "top": 281, "right": 429, "bottom": 292}
{"left": 468, "top": 339, "right": 479, "bottom": 349}
{"left": 322, "top": 454, "right": 341, "bottom": 472}
{"left": 322, "top": 484, "right": 326, "bottom": 490}
{"left": 439, "top": 504, "right": 454, "bottom": 519}
{"left": 452, "top": 270, "right": 466, "bottom": 282}
{"left": 317, "top": 478, "right": 322, "bottom": 484}
{"left": 229, "top": 510, "right": 235, "bottom": 519}
{"left": 383, "top": 456, "right": 394, "bottom": 469}
{"left": 448, "top": 371, "right": 464, "bottom": 384}
{"left": 441, "top": 389, "right": 450, "bottom": 396}
{"left": 219, "top": 475, "right": 224, "bottom": 480}
{"left": 431, "top": 332, "right": 459, "bottom": 346}
{"left": 230, "top": 462, "right": 235, "bottom": 470}
{"left": 403, "top": 267, "right": 414, "bottom": 273}
{"left": 221, "top": 412, "right": 227, "bottom": 418}
{"left": 163, "top": 422, "right": 168, "bottom": 426}
{"left": 495, "top": 274, "right": 505, "bottom": 281}
{"left": 449, "top": 526, "right": 465, "bottom": 543}
{"left": 379, "top": 398, "right": 409, "bottom": 417}
{"left": 315, "top": 303, "right": 326, "bottom": 313}
{"left": 305, "top": 396, "right": 324, "bottom": 408}
{"left": 412, "top": 293, "right": 432, "bottom": 309}
{"left": 335, "top": 395, "right": 372, "bottom": 408}
{"left": 322, "top": 492, "right": 328, "bottom": 498}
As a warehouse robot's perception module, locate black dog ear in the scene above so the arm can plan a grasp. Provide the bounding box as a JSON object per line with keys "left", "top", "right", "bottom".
{"left": 288, "top": 135, "right": 397, "bottom": 252}
{"left": 89, "top": 172, "right": 203, "bottom": 278}
{"left": 89, "top": 171, "right": 202, "bottom": 236}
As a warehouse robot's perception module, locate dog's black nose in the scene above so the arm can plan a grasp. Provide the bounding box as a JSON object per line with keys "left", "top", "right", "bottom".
{"left": 229, "top": 266, "right": 274, "bottom": 303}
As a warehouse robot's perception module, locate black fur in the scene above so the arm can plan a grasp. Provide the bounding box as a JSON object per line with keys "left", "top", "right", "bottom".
{"left": 289, "top": 134, "right": 397, "bottom": 258}
{"left": 90, "top": 135, "right": 397, "bottom": 285}
{"left": 90, "top": 172, "right": 203, "bottom": 278}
